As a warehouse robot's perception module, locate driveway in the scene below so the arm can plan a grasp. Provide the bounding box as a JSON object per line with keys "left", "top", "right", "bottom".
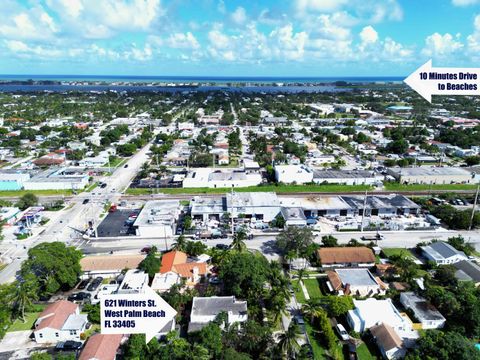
{"left": 0, "top": 331, "right": 39, "bottom": 352}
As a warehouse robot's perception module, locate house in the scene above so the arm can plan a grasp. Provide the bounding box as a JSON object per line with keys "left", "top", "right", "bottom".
{"left": 117, "top": 269, "right": 149, "bottom": 294}
{"left": 326, "top": 268, "right": 387, "bottom": 297}
{"left": 188, "top": 296, "right": 247, "bottom": 333}
{"left": 453, "top": 260, "right": 480, "bottom": 286}
{"left": 33, "top": 152, "right": 66, "bottom": 167}
{"left": 80, "top": 254, "right": 146, "bottom": 279}
{"left": 79, "top": 334, "right": 123, "bottom": 360}
{"left": 421, "top": 241, "right": 468, "bottom": 265}
{"left": 399, "top": 292, "right": 446, "bottom": 329}
{"left": 132, "top": 200, "right": 180, "bottom": 238}
{"left": 275, "top": 165, "right": 313, "bottom": 184}
{"left": 34, "top": 300, "right": 88, "bottom": 344}
{"left": 151, "top": 271, "right": 181, "bottom": 292}
{"left": 159, "top": 250, "right": 208, "bottom": 286}
{"left": 347, "top": 298, "right": 418, "bottom": 342}
{"left": 370, "top": 323, "right": 406, "bottom": 360}
{"left": 317, "top": 247, "right": 376, "bottom": 268}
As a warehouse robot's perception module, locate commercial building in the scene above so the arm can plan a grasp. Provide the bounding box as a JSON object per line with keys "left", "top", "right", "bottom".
{"left": 24, "top": 168, "right": 89, "bottom": 190}
{"left": 387, "top": 166, "right": 475, "bottom": 185}
{"left": 421, "top": 241, "right": 468, "bottom": 265}
{"left": 0, "top": 206, "right": 21, "bottom": 225}
{"left": 399, "top": 292, "right": 446, "bottom": 329}
{"left": 327, "top": 268, "right": 387, "bottom": 297}
{"left": 183, "top": 168, "right": 262, "bottom": 188}
{"left": 133, "top": 200, "right": 180, "bottom": 238}
{"left": 274, "top": 165, "right": 314, "bottom": 184}
{"left": 318, "top": 247, "right": 376, "bottom": 268}
{"left": 34, "top": 300, "right": 88, "bottom": 344}
{"left": 280, "top": 207, "right": 307, "bottom": 227}
{"left": 453, "top": 260, "right": 480, "bottom": 286}
{"left": 80, "top": 254, "right": 146, "bottom": 279}
{"left": 188, "top": 296, "right": 247, "bottom": 333}
{"left": 312, "top": 169, "right": 383, "bottom": 185}
{"left": 0, "top": 171, "right": 30, "bottom": 190}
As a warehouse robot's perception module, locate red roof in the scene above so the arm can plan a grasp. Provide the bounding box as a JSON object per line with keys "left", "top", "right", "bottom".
{"left": 173, "top": 262, "right": 208, "bottom": 278}
{"left": 160, "top": 251, "right": 187, "bottom": 273}
{"left": 79, "top": 334, "right": 123, "bottom": 360}
{"left": 35, "top": 300, "right": 78, "bottom": 331}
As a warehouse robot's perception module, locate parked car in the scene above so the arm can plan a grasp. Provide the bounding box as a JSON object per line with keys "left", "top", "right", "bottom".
{"left": 82, "top": 199, "right": 90, "bottom": 205}
{"left": 208, "top": 276, "right": 220, "bottom": 284}
{"left": 344, "top": 341, "right": 357, "bottom": 360}
{"left": 124, "top": 164, "right": 129, "bottom": 168}
{"left": 215, "top": 244, "right": 229, "bottom": 250}
{"left": 100, "top": 183, "right": 107, "bottom": 188}
{"left": 336, "top": 323, "right": 350, "bottom": 341}
{"left": 68, "top": 292, "right": 91, "bottom": 302}
{"left": 77, "top": 279, "right": 90, "bottom": 290}
{"left": 55, "top": 340, "right": 83, "bottom": 351}
{"left": 87, "top": 277, "right": 103, "bottom": 292}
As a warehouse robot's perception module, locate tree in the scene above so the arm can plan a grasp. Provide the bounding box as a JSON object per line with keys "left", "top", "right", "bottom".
{"left": 172, "top": 235, "right": 187, "bottom": 252}
{"left": 302, "top": 299, "right": 324, "bottom": 324}
{"left": 386, "top": 138, "right": 409, "bottom": 154}
{"left": 465, "top": 156, "right": 480, "bottom": 166}
{"left": 16, "top": 193, "right": 38, "bottom": 210}
{"left": 447, "top": 235, "right": 475, "bottom": 256}
{"left": 185, "top": 240, "right": 207, "bottom": 257}
{"left": 189, "top": 322, "right": 223, "bottom": 358}
{"left": 30, "top": 353, "right": 52, "bottom": 360}
{"left": 278, "top": 323, "right": 302, "bottom": 359}
{"left": 270, "top": 214, "right": 286, "bottom": 229}
{"left": 9, "top": 274, "right": 38, "bottom": 322}
{"left": 219, "top": 252, "right": 269, "bottom": 301}
{"left": 406, "top": 330, "right": 480, "bottom": 360}
{"left": 21, "top": 242, "right": 82, "bottom": 296}
{"left": 321, "top": 235, "right": 338, "bottom": 247}
{"left": 275, "top": 227, "right": 315, "bottom": 258}
{"left": 231, "top": 230, "right": 247, "bottom": 252}
{"left": 138, "top": 247, "right": 161, "bottom": 278}
{"left": 83, "top": 303, "right": 100, "bottom": 324}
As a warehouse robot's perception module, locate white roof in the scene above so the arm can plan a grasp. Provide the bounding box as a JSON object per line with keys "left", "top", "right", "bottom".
{"left": 151, "top": 272, "right": 181, "bottom": 292}
{"left": 349, "top": 298, "right": 406, "bottom": 330}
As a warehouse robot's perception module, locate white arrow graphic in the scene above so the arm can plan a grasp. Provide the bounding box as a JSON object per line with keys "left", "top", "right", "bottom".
{"left": 404, "top": 59, "right": 480, "bottom": 103}
{"left": 100, "top": 285, "right": 177, "bottom": 343}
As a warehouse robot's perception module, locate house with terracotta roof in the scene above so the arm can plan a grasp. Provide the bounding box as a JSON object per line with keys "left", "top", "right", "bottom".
{"left": 370, "top": 323, "right": 406, "bottom": 359}
{"left": 34, "top": 300, "right": 88, "bottom": 344}
{"left": 158, "top": 251, "right": 209, "bottom": 286}
{"left": 317, "top": 247, "right": 376, "bottom": 268}
{"left": 33, "top": 152, "right": 65, "bottom": 167}
{"left": 79, "top": 334, "right": 124, "bottom": 360}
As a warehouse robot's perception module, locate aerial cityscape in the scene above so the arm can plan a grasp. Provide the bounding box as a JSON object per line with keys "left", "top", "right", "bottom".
{"left": 1, "top": 1, "right": 480, "bottom": 360}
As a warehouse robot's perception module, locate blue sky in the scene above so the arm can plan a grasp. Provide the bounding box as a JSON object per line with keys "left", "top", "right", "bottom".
{"left": 0, "top": 0, "right": 479, "bottom": 76}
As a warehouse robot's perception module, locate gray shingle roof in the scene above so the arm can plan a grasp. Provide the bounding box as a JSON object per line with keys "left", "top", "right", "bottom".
{"left": 191, "top": 296, "right": 247, "bottom": 317}
{"left": 454, "top": 260, "right": 480, "bottom": 282}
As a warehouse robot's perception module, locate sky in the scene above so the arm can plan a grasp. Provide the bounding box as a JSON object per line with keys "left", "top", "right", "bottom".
{"left": 0, "top": 0, "right": 480, "bottom": 77}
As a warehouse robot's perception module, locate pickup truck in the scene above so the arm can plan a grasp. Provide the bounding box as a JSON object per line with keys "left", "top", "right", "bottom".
{"left": 361, "top": 233, "right": 385, "bottom": 241}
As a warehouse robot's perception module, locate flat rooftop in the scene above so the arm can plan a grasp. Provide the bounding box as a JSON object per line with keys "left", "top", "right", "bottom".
{"left": 391, "top": 166, "right": 472, "bottom": 177}
{"left": 226, "top": 192, "right": 280, "bottom": 208}
{"left": 336, "top": 268, "right": 378, "bottom": 286}
{"left": 133, "top": 200, "right": 179, "bottom": 227}
{"left": 280, "top": 195, "right": 351, "bottom": 210}
{"left": 313, "top": 169, "right": 377, "bottom": 179}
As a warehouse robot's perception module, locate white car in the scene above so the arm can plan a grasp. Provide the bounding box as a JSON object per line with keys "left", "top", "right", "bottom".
{"left": 336, "top": 323, "right": 350, "bottom": 341}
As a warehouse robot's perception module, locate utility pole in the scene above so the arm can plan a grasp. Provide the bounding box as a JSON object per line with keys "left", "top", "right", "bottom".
{"left": 469, "top": 183, "right": 480, "bottom": 231}
{"left": 360, "top": 190, "right": 368, "bottom": 232}
{"left": 231, "top": 186, "right": 235, "bottom": 237}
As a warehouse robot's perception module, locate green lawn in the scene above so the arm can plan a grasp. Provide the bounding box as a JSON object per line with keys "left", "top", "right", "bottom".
{"left": 0, "top": 189, "right": 73, "bottom": 197}
{"left": 127, "top": 183, "right": 372, "bottom": 195}
{"left": 292, "top": 280, "right": 306, "bottom": 304}
{"left": 305, "top": 323, "right": 326, "bottom": 359}
{"left": 303, "top": 279, "right": 323, "bottom": 299}
{"left": 357, "top": 343, "right": 376, "bottom": 360}
{"left": 86, "top": 182, "right": 99, "bottom": 192}
{"left": 108, "top": 157, "right": 127, "bottom": 168}
{"left": 382, "top": 248, "right": 416, "bottom": 260}
{"left": 7, "top": 312, "right": 41, "bottom": 332}
{"left": 384, "top": 183, "right": 478, "bottom": 191}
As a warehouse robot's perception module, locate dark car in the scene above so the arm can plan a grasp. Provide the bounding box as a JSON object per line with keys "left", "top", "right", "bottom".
{"left": 141, "top": 246, "right": 152, "bottom": 254}
{"left": 77, "top": 279, "right": 90, "bottom": 290}
{"left": 124, "top": 164, "right": 129, "bottom": 168}
{"left": 82, "top": 199, "right": 90, "bottom": 205}
{"left": 215, "top": 244, "right": 229, "bottom": 250}
{"left": 100, "top": 183, "right": 107, "bottom": 188}
{"left": 56, "top": 340, "right": 83, "bottom": 351}
{"left": 87, "top": 277, "right": 103, "bottom": 292}
{"left": 344, "top": 341, "right": 357, "bottom": 360}
{"left": 68, "top": 292, "right": 91, "bottom": 302}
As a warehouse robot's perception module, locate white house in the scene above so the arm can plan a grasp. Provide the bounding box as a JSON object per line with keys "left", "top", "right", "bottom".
{"left": 151, "top": 272, "right": 181, "bottom": 293}
{"left": 399, "top": 292, "right": 446, "bottom": 329}
{"left": 188, "top": 296, "right": 247, "bottom": 333}
{"left": 370, "top": 323, "right": 406, "bottom": 360}
{"left": 421, "top": 241, "right": 468, "bottom": 265}
{"left": 117, "top": 269, "right": 149, "bottom": 294}
{"left": 275, "top": 165, "right": 314, "bottom": 184}
{"left": 34, "top": 300, "right": 88, "bottom": 344}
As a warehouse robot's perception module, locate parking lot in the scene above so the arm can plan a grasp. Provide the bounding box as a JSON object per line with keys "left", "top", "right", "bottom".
{"left": 96, "top": 209, "right": 139, "bottom": 237}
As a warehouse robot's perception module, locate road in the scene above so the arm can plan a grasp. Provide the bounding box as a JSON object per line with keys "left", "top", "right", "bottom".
{"left": 0, "top": 140, "right": 155, "bottom": 284}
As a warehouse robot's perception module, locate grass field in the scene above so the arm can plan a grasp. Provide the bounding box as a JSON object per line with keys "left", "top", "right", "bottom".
{"left": 126, "top": 183, "right": 372, "bottom": 195}
{"left": 0, "top": 189, "right": 73, "bottom": 197}
{"left": 7, "top": 312, "right": 41, "bottom": 332}
{"left": 382, "top": 247, "right": 416, "bottom": 260}
{"left": 292, "top": 280, "right": 306, "bottom": 304}
{"left": 384, "top": 183, "right": 478, "bottom": 191}
{"left": 109, "top": 157, "right": 127, "bottom": 168}
{"left": 305, "top": 323, "right": 326, "bottom": 359}
{"left": 303, "top": 278, "right": 323, "bottom": 299}
{"left": 357, "top": 343, "right": 376, "bottom": 360}
{"left": 86, "top": 182, "right": 98, "bottom": 192}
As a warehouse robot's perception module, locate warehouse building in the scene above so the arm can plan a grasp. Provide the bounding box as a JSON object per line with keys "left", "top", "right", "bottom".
{"left": 387, "top": 166, "right": 475, "bottom": 184}
{"left": 183, "top": 168, "right": 262, "bottom": 188}
{"left": 23, "top": 168, "right": 89, "bottom": 190}
{"left": 0, "top": 170, "right": 30, "bottom": 190}
{"left": 133, "top": 200, "right": 181, "bottom": 237}
{"left": 275, "top": 165, "right": 314, "bottom": 184}
{"left": 313, "top": 169, "right": 383, "bottom": 185}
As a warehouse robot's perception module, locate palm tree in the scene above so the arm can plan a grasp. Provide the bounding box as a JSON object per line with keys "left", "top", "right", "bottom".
{"left": 9, "top": 274, "right": 38, "bottom": 322}
{"left": 302, "top": 299, "right": 324, "bottom": 325}
{"left": 230, "top": 229, "right": 247, "bottom": 252}
{"left": 297, "top": 268, "right": 307, "bottom": 285}
{"left": 172, "top": 235, "right": 187, "bottom": 252}
{"left": 278, "top": 322, "right": 302, "bottom": 359}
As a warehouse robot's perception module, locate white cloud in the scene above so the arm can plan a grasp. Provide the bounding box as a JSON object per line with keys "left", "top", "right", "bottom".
{"left": 467, "top": 14, "right": 480, "bottom": 53}
{"left": 452, "top": 0, "right": 480, "bottom": 6}
{"left": 360, "top": 26, "right": 378, "bottom": 44}
{"left": 231, "top": 7, "right": 247, "bottom": 25}
{"left": 422, "top": 32, "right": 463, "bottom": 57}
{"left": 269, "top": 24, "right": 308, "bottom": 61}
{"left": 4, "top": 40, "right": 64, "bottom": 58}
{"left": 0, "top": 7, "right": 59, "bottom": 40}
{"left": 296, "top": 0, "right": 349, "bottom": 13}
{"left": 167, "top": 32, "right": 200, "bottom": 49}
{"left": 311, "top": 14, "right": 351, "bottom": 41}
